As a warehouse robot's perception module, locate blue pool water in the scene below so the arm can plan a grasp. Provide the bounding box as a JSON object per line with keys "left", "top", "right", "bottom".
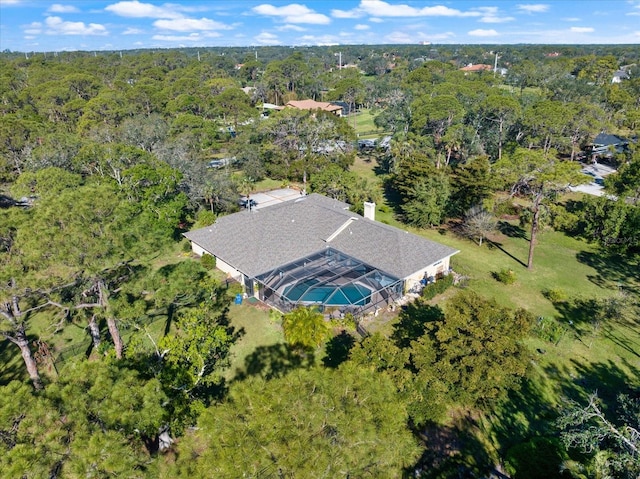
{"left": 283, "top": 279, "right": 371, "bottom": 306}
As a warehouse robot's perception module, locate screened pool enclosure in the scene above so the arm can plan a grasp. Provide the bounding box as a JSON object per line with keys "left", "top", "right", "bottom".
{"left": 254, "top": 248, "right": 403, "bottom": 315}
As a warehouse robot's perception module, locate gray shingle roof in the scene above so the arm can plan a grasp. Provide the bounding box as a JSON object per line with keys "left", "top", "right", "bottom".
{"left": 184, "top": 194, "right": 458, "bottom": 279}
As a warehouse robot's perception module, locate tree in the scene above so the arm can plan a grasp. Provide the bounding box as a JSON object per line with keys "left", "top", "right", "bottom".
{"left": 463, "top": 205, "right": 496, "bottom": 246}
{"left": 495, "top": 148, "right": 586, "bottom": 269}
{"left": 479, "top": 93, "right": 521, "bottom": 160}
{"left": 411, "top": 291, "right": 534, "bottom": 407}
{"left": 212, "top": 86, "right": 256, "bottom": 132}
{"left": 402, "top": 171, "right": 450, "bottom": 228}
{"left": 152, "top": 304, "right": 235, "bottom": 431}
{"left": 557, "top": 392, "right": 640, "bottom": 479}
{"left": 0, "top": 282, "right": 48, "bottom": 390}
{"left": 0, "top": 362, "right": 167, "bottom": 478}
{"left": 607, "top": 150, "right": 640, "bottom": 204}
{"left": 167, "top": 365, "right": 420, "bottom": 478}
{"left": 521, "top": 100, "right": 567, "bottom": 155}
{"left": 282, "top": 306, "right": 330, "bottom": 351}
{"left": 411, "top": 94, "right": 464, "bottom": 168}
{"left": 451, "top": 155, "right": 493, "bottom": 214}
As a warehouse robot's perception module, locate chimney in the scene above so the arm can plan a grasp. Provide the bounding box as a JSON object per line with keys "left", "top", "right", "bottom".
{"left": 363, "top": 201, "right": 375, "bottom": 221}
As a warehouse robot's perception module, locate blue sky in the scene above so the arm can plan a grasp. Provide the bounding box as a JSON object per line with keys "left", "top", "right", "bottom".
{"left": 1, "top": 0, "right": 639, "bottom": 52}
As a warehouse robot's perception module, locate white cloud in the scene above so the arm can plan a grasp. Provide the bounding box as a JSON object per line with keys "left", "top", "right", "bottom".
{"left": 627, "top": 4, "right": 640, "bottom": 17}
{"left": 331, "top": 8, "right": 363, "bottom": 19}
{"left": 564, "top": 17, "right": 581, "bottom": 21}
{"left": 468, "top": 28, "right": 499, "bottom": 37}
{"left": 0, "top": 0, "right": 23, "bottom": 5}
{"left": 517, "top": 4, "right": 550, "bottom": 13}
{"left": 252, "top": 4, "right": 331, "bottom": 24}
{"left": 24, "top": 21, "right": 42, "bottom": 35}
{"left": 357, "top": 0, "right": 481, "bottom": 17}
{"left": 369, "top": 17, "right": 384, "bottom": 23}
{"left": 570, "top": 26, "right": 594, "bottom": 33}
{"left": 152, "top": 33, "right": 206, "bottom": 42}
{"left": 385, "top": 31, "right": 414, "bottom": 43}
{"left": 429, "top": 31, "right": 456, "bottom": 41}
{"left": 153, "top": 18, "right": 231, "bottom": 32}
{"left": 298, "top": 34, "right": 339, "bottom": 45}
{"left": 105, "top": 1, "right": 184, "bottom": 19}
{"left": 123, "top": 27, "right": 143, "bottom": 34}
{"left": 48, "top": 4, "right": 80, "bottom": 13}
{"left": 475, "top": 7, "right": 514, "bottom": 23}
{"left": 44, "top": 16, "right": 108, "bottom": 35}
{"left": 277, "top": 24, "right": 306, "bottom": 32}
{"left": 254, "top": 31, "right": 281, "bottom": 45}
{"left": 354, "top": 24, "right": 369, "bottom": 30}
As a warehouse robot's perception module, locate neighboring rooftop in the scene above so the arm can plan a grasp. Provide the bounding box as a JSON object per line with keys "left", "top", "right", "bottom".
{"left": 460, "top": 63, "right": 493, "bottom": 72}
{"left": 285, "top": 99, "right": 343, "bottom": 114}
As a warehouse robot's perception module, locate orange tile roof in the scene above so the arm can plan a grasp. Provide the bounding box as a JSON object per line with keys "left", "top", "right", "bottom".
{"left": 460, "top": 64, "right": 493, "bottom": 72}
{"left": 286, "top": 99, "right": 343, "bottom": 112}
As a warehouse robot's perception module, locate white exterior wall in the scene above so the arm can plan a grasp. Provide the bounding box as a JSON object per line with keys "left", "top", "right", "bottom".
{"left": 190, "top": 242, "right": 244, "bottom": 285}
{"left": 216, "top": 257, "right": 244, "bottom": 284}
{"left": 403, "top": 256, "right": 452, "bottom": 292}
{"left": 191, "top": 242, "right": 207, "bottom": 257}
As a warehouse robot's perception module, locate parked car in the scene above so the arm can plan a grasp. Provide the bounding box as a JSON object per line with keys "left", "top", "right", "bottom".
{"left": 207, "top": 157, "right": 234, "bottom": 169}
{"left": 239, "top": 197, "right": 257, "bottom": 208}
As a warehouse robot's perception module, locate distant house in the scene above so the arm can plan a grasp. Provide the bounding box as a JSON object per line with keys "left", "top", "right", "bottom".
{"left": 329, "top": 101, "right": 352, "bottom": 116}
{"left": 589, "top": 133, "right": 630, "bottom": 159}
{"left": 612, "top": 70, "right": 630, "bottom": 84}
{"left": 459, "top": 63, "right": 493, "bottom": 74}
{"left": 285, "top": 99, "right": 343, "bottom": 116}
{"left": 184, "top": 194, "right": 458, "bottom": 315}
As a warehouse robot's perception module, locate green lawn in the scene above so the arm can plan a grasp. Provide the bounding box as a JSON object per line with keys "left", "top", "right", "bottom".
{"left": 224, "top": 302, "right": 284, "bottom": 381}
{"left": 353, "top": 108, "right": 389, "bottom": 138}
{"left": 349, "top": 152, "right": 640, "bottom": 460}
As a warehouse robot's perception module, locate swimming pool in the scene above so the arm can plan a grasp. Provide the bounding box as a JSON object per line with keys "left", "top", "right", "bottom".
{"left": 283, "top": 279, "right": 372, "bottom": 306}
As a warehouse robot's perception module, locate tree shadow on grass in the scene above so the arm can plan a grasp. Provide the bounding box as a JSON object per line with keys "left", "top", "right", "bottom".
{"left": 409, "top": 413, "right": 510, "bottom": 479}
{"left": 543, "top": 357, "right": 640, "bottom": 413}
{"left": 497, "top": 221, "right": 528, "bottom": 240}
{"left": 322, "top": 331, "right": 356, "bottom": 368}
{"left": 576, "top": 251, "right": 640, "bottom": 296}
{"left": 235, "top": 343, "right": 314, "bottom": 381}
{"left": 486, "top": 239, "right": 528, "bottom": 269}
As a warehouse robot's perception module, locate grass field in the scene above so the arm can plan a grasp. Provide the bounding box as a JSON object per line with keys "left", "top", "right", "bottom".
{"left": 353, "top": 108, "right": 389, "bottom": 139}
{"left": 348, "top": 150, "right": 640, "bottom": 466}
{"left": 224, "top": 302, "right": 283, "bottom": 381}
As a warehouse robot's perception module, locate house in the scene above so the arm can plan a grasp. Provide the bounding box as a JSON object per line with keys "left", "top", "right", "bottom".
{"left": 612, "top": 70, "right": 630, "bottom": 84}
{"left": 184, "top": 194, "right": 458, "bottom": 315}
{"left": 285, "top": 99, "right": 343, "bottom": 116}
{"left": 459, "top": 63, "right": 493, "bottom": 74}
{"left": 589, "top": 133, "right": 630, "bottom": 159}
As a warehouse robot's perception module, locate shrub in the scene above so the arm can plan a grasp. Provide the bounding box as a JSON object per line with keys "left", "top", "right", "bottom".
{"left": 181, "top": 239, "right": 193, "bottom": 253}
{"left": 534, "top": 316, "right": 567, "bottom": 344}
{"left": 542, "top": 288, "right": 568, "bottom": 303}
{"left": 200, "top": 253, "right": 216, "bottom": 270}
{"left": 548, "top": 204, "right": 580, "bottom": 233}
{"left": 422, "top": 274, "right": 455, "bottom": 300}
{"left": 193, "top": 209, "right": 216, "bottom": 228}
{"left": 492, "top": 268, "right": 516, "bottom": 284}
{"left": 493, "top": 198, "right": 520, "bottom": 217}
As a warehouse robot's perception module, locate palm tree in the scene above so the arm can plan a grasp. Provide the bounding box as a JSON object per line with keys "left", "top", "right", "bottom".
{"left": 282, "top": 306, "right": 330, "bottom": 351}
